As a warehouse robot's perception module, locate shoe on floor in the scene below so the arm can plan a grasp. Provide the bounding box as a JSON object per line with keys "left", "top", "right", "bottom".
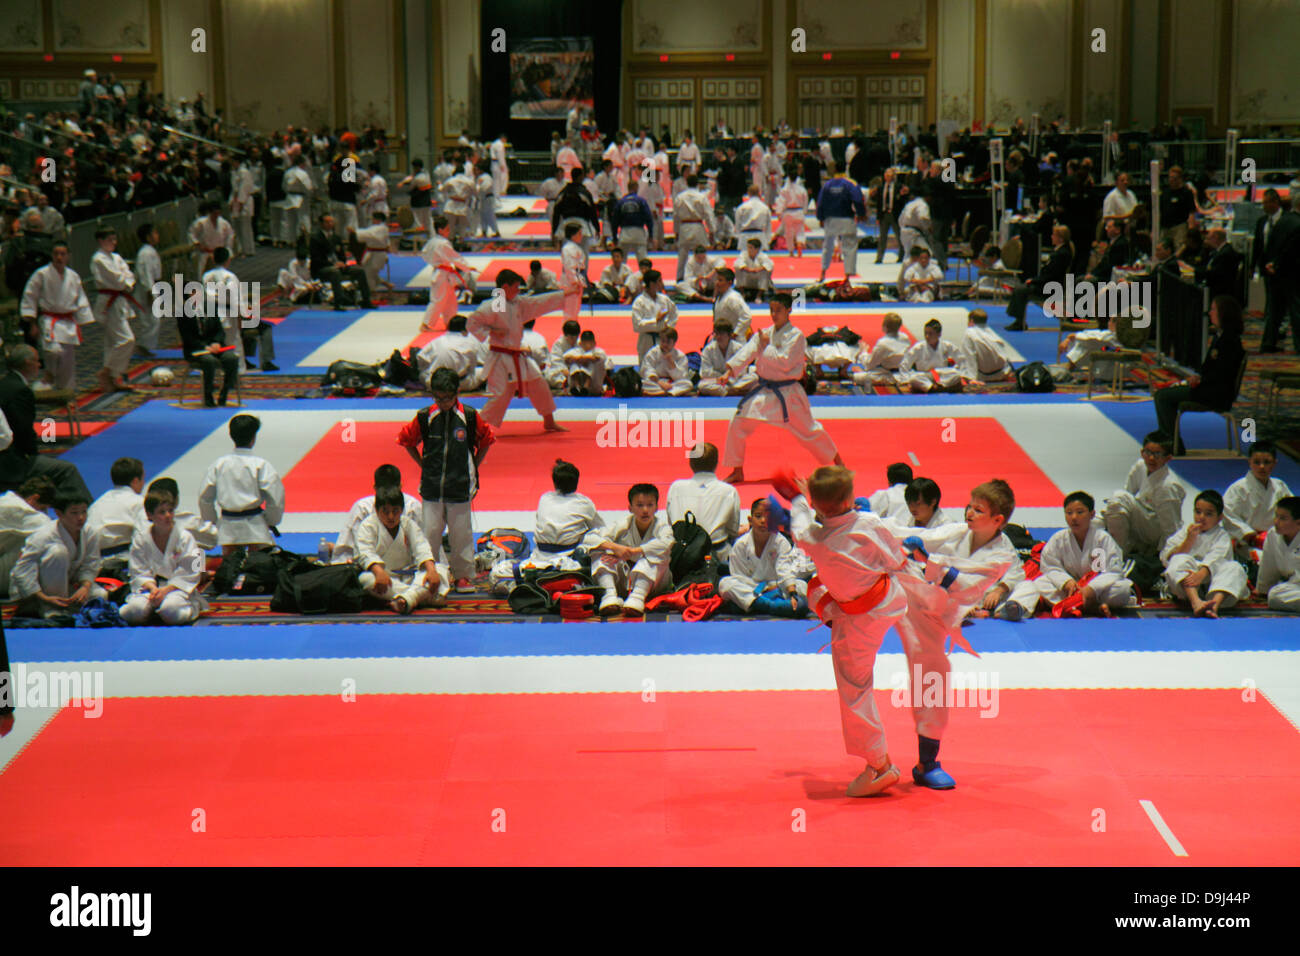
{"left": 1004, "top": 322, "right": 1026, "bottom": 332}
{"left": 599, "top": 595, "right": 624, "bottom": 616}
{"left": 847, "top": 763, "right": 901, "bottom": 797}
{"left": 454, "top": 578, "right": 475, "bottom": 593}
{"left": 261, "top": 362, "right": 279, "bottom": 372}
{"left": 912, "top": 762, "right": 956, "bottom": 790}
{"left": 622, "top": 596, "right": 645, "bottom": 616}
{"left": 245, "top": 360, "right": 257, "bottom": 370}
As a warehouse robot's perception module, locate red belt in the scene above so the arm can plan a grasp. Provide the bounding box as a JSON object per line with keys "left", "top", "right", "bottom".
{"left": 490, "top": 344, "right": 527, "bottom": 397}
{"left": 39, "top": 309, "right": 81, "bottom": 344}
{"left": 101, "top": 288, "right": 144, "bottom": 312}
{"left": 809, "top": 573, "right": 891, "bottom": 622}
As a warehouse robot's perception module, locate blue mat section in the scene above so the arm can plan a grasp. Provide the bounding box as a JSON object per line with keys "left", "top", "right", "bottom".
{"left": 9, "top": 615, "right": 1299, "bottom": 664}
{"left": 261, "top": 309, "right": 379, "bottom": 370}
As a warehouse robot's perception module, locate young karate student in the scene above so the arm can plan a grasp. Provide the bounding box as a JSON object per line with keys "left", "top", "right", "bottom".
{"left": 587, "top": 482, "right": 675, "bottom": 616}
{"left": 1160, "top": 489, "right": 1249, "bottom": 617}
{"left": 640, "top": 327, "right": 695, "bottom": 396}
{"left": 545, "top": 319, "right": 582, "bottom": 390}
{"left": 330, "top": 463, "right": 425, "bottom": 565}
{"left": 89, "top": 227, "right": 138, "bottom": 391}
{"left": 624, "top": 257, "right": 653, "bottom": 298}
{"left": 355, "top": 210, "right": 394, "bottom": 295}
{"left": 355, "top": 485, "right": 449, "bottom": 614}
{"left": 526, "top": 260, "right": 560, "bottom": 294}
{"left": 467, "top": 269, "right": 568, "bottom": 431}
{"left": 712, "top": 267, "right": 753, "bottom": 340}
{"left": 630, "top": 269, "right": 678, "bottom": 363}
{"left": 1221, "top": 440, "right": 1292, "bottom": 558}
{"left": 277, "top": 249, "right": 322, "bottom": 303}
{"left": 1257, "top": 497, "right": 1300, "bottom": 612}
{"left": 901, "top": 247, "right": 944, "bottom": 303}
{"left": 788, "top": 465, "right": 911, "bottom": 797}
{"left": 521, "top": 318, "right": 549, "bottom": 371}
{"left": 852, "top": 312, "right": 909, "bottom": 388}
{"left": 86, "top": 456, "right": 146, "bottom": 560}
{"left": 732, "top": 239, "right": 776, "bottom": 302}
{"left": 774, "top": 165, "right": 809, "bottom": 256}
{"left": 474, "top": 159, "right": 501, "bottom": 239}
{"left": 698, "top": 322, "right": 756, "bottom": 396}
{"left": 958, "top": 309, "right": 1016, "bottom": 384}
{"left": 120, "top": 490, "right": 206, "bottom": 626}
{"left": 197, "top": 414, "right": 286, "bottom": 555}
{"left": 146, "top": 477, "right": 218, "bottom": 553}
{"left": 900, "top": 318, "right": 965, "bottom": 393}
{"left": 1102, "top": 430, "right": 1187, "bottom": 558}
{"left": 597, "top": 247, "right": 633, "bottom": 303}
{"left": 20, "top": 240, "right": 94, "bottom": 391}
{"left": 559, "top": 224, "right": 590, "bottom": 321}
{"left": 563, "top": 330, "right": 611, "bottom": 396}
{"left": 718, "top": 498, "right": 806, "bottom": 613}
{"left": 532, "top": 458, "right": 603, "bottom": 561}
{"left": 667, "top": 442, "right": 742, "bottom": 563}
{"left": 133, "top": 222, "right": 162, "bottom": 356}
{"left": 416, "top": 314, "right": 487, "bottom": 390}
{"left": 903, "top": 477, "right": 951, "bottom": 529}
{"left": 867, "top": 462, "right": 915, "bottom": 522}
{"left": 11, "top": 490, "right": 107, "bottom": 618}
{"left": 734, "top": 186, "right": 774, "bottom": 250}
{"left": 1057, "top": 314, "right": 1120, "bottom": 374}
{"left": 0, "top": 477, "right": 54, "bottom": 599}
{"left": 678, "top": 247, "right": 724, "bottom": 302}
{"left": 719, "top": 293, "right": 844, "bottom": 483}
{"left": 420, "top": 216, "right": 477, "bottom": 332}
{"left": 999, "top": 491, "right": 1134, "bottom": 620}
{"left": 397, "top": 367, "right": 495, "bottom": 592}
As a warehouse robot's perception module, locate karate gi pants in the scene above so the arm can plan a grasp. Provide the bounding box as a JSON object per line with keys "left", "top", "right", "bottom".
{"left": 826, "top": 580, "right": 907, "bottom": 763}
{"left": 234, "top": 213, "right": 255, "bottom": 258}
{"left": 481, "top": 364, "right": 557, "bottom": 428}
{"left": 697, "top": 371, "right": 756, "bottom": 396}
{"left": 425, "top": 276, "right": 460, "bottom": 328}
{"left": 722, "top": 388, "right": 838, "bottom": 469}
{"left": 330, "top": 201, "right": 358, "bottom": 237}
{"left": 1165, "top": 555, "right": 1248, "bottom": 607}
{"left": 121, "top": 589, "right": 201, "bottom": 625}
{"left": 422, "top": 499, "right": 475, "bottom": 581}
{"left": 593, "top": 554, "right": 670, "bottom": 599}
{"left": 15, "top": 544, "right": 107, "bottom": 618}
{"left": 641, "top": 377, "right": 694, "bottom": 396}
{"left": 412, "top": 207, "right": 433, "bottom": 237}
{"left": 359, "top": 567, "right": 444, "bottom": 608}
{"left": 820, "top": 217, "right": 859, "bottom": 276}
{"left": 781, "top": 213, "right": 805, "bottom": 251}
{"left": 284, "top": 205, "right": 311, "bottom": 245}
{"left": 1266, "top": 581, "right": 1300, "bottom": 612}
{"left": 478, "top": 197, "right": 499, "bottom": 235}
{"left": 1102, "top": 494, "right": 1168, "bottom": 556}
{"left": 362, "top": 250, "right": 389, "bottom": 291}
{"left": 718, "top": 574, "right": 807, "bottom": 610}
{"left": 43, "top": 341, "right": 77, "bottom": 390}
{"left": 675, "top": 224, "right": 709, "bottom": 281}
{"left": 900, "top": 368, "right": 963, "bottom": 392}
{"left": 894, "top": 605, "right": 953, "bottom": 741}
{"left": 1006, "top": 575, "right": 1134, "bottom": 615}
{"left": 135, "top": 302, "right": 161, "bottom": 351}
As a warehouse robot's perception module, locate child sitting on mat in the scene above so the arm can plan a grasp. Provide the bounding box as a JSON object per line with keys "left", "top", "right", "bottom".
{"left": 121, "top": 489, "right": 206, "bottom": 626}
{"left": 1160, "top": 489, "right": 1249, "bottom": 618}
{"left": 718, "top": 498, "right": 806, "bottom": 615}
{"left": 587, "top": 482, "right": 674, "bottom": 617}
{"left": 11, "top": 490, "right": 108, "bottom": 618}
{"left": 355, "top": 484, "right": 448, "bottom": 614}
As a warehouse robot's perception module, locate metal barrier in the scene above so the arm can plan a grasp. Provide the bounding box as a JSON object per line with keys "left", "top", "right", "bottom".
{"left": 64, "top": 193, "right": 222, "bottom": 290}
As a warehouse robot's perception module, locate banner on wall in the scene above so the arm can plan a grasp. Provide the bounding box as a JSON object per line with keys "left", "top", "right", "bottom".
{"left": 509, "top": 37, "right": 594, "bottom": 120}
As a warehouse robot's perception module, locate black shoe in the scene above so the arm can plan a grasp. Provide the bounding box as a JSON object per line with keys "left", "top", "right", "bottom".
{"left": 203, "top": 395, "right": 217, "bottom": 407}
{"left": 245, "top": 359, "right": 257, "bottom": 370}
{"left": 135, "top": 347, "right": 155, "bottom": 359}
{"left": 361, "top": 302, "right": 376, "bottom": 309}
{"left": 218, "top": 392, "right": 229, "bottom": 406}
{"left": 261, "top": 362, "right": 279, "bottom": 372}
{"left": 1005, "top": 322, "right": 1026, "bottom": 332}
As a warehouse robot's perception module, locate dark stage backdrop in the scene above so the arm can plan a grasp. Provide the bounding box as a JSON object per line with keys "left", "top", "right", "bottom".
{"left": 479, "top": 0, "right": 624, "bottom": 150}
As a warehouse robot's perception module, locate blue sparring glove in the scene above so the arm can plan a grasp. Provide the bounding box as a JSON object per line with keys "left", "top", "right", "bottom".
{"left": 854, "top": 496, "right": 873, "bottom": 513}
{"left": 751, "top": 582, "right": 807, "bottom": 618}
{"left": 765, "top": 495, "right": 791, "bottom": 534}
{"left": 902, "top": 535, "right": 929, "bottom": 561}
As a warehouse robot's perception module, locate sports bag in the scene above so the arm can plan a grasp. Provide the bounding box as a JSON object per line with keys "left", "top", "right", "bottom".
{"left": 669, "top": 510, "right": 712, "bottom": 583}
{"left": 214, "top": 547, "right": 311, "bottom": 596}
{"left": 321, "top": 359, "right": 384, "bottom": 396}
{"left": 611, "top": 366, "right": 643, "bottom": 397}
{"left": 1016, "top": 361, "right": 1055, "bottom": 393}
{"left": 270, "top": 563, "right": 366, "bottom": 614}
{"left": 475, "top": 528, "right": 530, "bottom": 560}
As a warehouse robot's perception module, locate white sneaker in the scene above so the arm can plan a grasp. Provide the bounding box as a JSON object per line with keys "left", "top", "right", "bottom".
{"left": 622, "top": 596, "right": 645, "bottom": 616}
{"left": 599, "top": 595, "right": 623, "bottom": 615}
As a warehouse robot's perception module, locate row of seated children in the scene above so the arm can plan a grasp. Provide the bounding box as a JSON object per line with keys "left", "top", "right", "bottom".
{"left": 837, "top": 311, "right": 1015, "bottom": 391}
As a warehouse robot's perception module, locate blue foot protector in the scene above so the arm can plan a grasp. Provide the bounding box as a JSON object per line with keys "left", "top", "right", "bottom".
{"left": 913, "top": 762, "right": 957, "bottom": 790}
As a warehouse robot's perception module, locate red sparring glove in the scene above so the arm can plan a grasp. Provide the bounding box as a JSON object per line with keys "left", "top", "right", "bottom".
{"left": 770, "top": 467, "right": 801, "bottom": 503}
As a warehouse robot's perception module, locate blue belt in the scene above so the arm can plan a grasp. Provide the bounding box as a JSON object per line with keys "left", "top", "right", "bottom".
{"left": 737, "top": 377, "right": 802, "bottom": 422}
{"left": 100, "top": 543, "right": 129, "bottom": 557}
{"left": 221, "top": 507, "right": 281, "bottom": 537}
{"left": 536, "top": 540, "right": 581, "bottom": 553}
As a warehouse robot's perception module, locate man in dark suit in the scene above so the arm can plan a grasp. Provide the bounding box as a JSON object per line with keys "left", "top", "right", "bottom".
{"left": 0, "top": 345, "right": 92, "bottom": 498}
{"left": 1253, "top": 188, "right": 1300, "bottom": 353}
{"left": 178, "top": 307, "right": 241, "bottom": 407}
{"left": 1196, "top": 228, "right": 1244, "bottom": 305}
{"left": 309, "top": 213, "right": 375, "bottom": 311}
{"left": 1005, "top": 224, "right": 1074, "bottom": 330}
{"left": 1086, "top": 218, "right": 1134, "bottom": 283}
{"left": 870, "top": 167, "right": 907, "bottom": 263}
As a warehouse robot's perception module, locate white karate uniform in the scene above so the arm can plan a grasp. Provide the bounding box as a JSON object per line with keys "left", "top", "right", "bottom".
{"left": 900, "top": 338, "right": 964, "bottom": 391}
{"left": 718, "top": 529, "right": 806, "bottom": 610}
{"left": 673, "top": 188, "right": 716, "bottom": 280}
{"left": 586, "top": 512, "right": 674, "bottom": 600}
{"left": 959, "top": 325, "right": 1015, "bottom": 382}
{"left": 544, "top": 334, "right": 579, "bottom": 388}
{"left": 1006, "top": 526, "right": 1134, "bottom": 613}
{"left": 732, "top": 249, "right": 774, "bottom": 295}
{"left": 1222, "top": 475, "right": 1293, "bottom": 545}
{"left": 638, "top": 177, "right": 667, "bottom": 246}
{"left": 562, "top": 344, "right": 611, "bottom": 395}
{"left": 734, "top": 196, "right": 773, "bottom": 250}
{"left": 189, "top": 216, "right": 236, "bottom": 277}
{"left": 898, "top": 196, "right": 931, "bottom": 255}
{"left": 677, "top": 141, "right": 701, "bottom": 174}
{"left": 120, "top": 525, "right": 205, "bottom": 625}
{"left": 640, "top": 344, "right": 694, "bottom": 396}
{"left": 174, "top": 508, "right": 218, "bottom": 553}
{"left": 356, "top": 222, "right": 391, "bottom": 292}
{"left": 698, "top": 338, "right": 755, "bottom": 395}
{"left": 666, "top": 472, "right": 742, "bottom": 561}
{"left": 1160, "top": 523, "right": 1249, "bottom": 606}
{"left": 11, "top": 520, "right": 107, "bottom": 614}
{"left": 490, "top": 137, "right": 510, "bottom": 197}
{"left": 277, "top": 259, "right": 319, "bottom": 301}
{"left": 200, "top": 266, "right": 248, "bottom": 362}
{"left": 281, "top": 167, "right": 314, "bottom": 243}
{"left": 867, "top": 483, "right": 911, "bottom": 523}
{"left": 361, "top": 172, "right": 389, "bottom": 219}
{"left": 533, "top": 490, "right": 602, "bottom": 556}
{"left": 0, "top": 491, "right": 52, "bottom": 597}
{"left": 420, "top": 235, "right": 475, "bottom": 329}
{"left": 723, "top": 322, "right": 837, "bottom": 470}
{"left": 526, "top": 269, "right": 560, "bottom": 294}
{"left": 230, "top": 164, "right": 258, "bottom": 256}
{"left": 853, "top": 332, "right": 909, "bottom": 386}
{"left": 630, "top": 291, "right": 678, "bottom": 362}
{"left": 555, "top": 146, "right": 582, "bottom": 183}
{"left": 20, "top": 263, "right": 94, "bottom": 390}
{"left": 333, "top": 492, "right": 424, "bottom": 565}
{"left": 1258, "top": 529, "right": 1300, "bottom": 612}
{"left": 902, "top": 260, "right": 945, "bottom": 303}
{"left": 603, "top": 143, "right": 627, "bottom": 195}
{"left": 678, "top": 253, "right": 724, "bottom": 299}
{"left": 355, "top": 511, "right": 447, "bottom": 608}
{"left": 134, "top": 242, "right": 162, "bottom": 351}
{"left": 468, "top": 291, "right": 565, "bottom": 427}
{"left": 538, "top": 176, "right": 564, "bottom": 225}
{"left": 1103, "top": 460, "right": 1188, "bottom": 555}
{"left": 712, "top": 288, "right": 752, "bottom": 340}
{"left": 197, "top": 448, "right": 286, "bottom": 547}
{"left": 441, "top": 173, "right": 476, "bottom": 238}
{"left": 475, "top": 171, "right": 499, "bottom": 236}
{"left": 599, "top": 261, "right": 632, "bottom": 298}
{"left": 86, "top": 485, "right": 146, "bottom": 555}
{"left": 790, "top": 496, "right": 909, "bottom": 764}
{"left": 559, "top": 239, "right": 589, "bottom": 321}
{"left": 775, "top": 179, "right": 809, "bottom": 251}
{"left": 1063, "top": 327, "right": 1119, "bottom": 367}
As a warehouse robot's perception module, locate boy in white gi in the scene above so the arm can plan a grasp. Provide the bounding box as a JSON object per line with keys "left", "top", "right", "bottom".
{"left": 901, "top": 247, "right": 944, "bottom": 303}
{"left": 532, "top": 459, "right": 603, "bottom": 562}
{"left": 733, "top": 239, "right": 775, "bottom": 302}
{"left": 626, "top": 257, "right": 655, "bottom": 298}
{"left": 1102, "top": 431, "right": 1187, "bottom": 558}
{"left": 120, "top": 490, "right": 206, "bottom": 626}
{"left": 20, "top": 241, "right": 94, "bottom": 391}
{"left": 133, "top": 222, "right": 162, "bottom": 356}
{"left": 587, "top": 482, "right": 674, "bottom": 616}
{"left": 999, "top": 491, "right": 1134, "bottom": 619}
{"left": 718, "top": 498, "right": 806, "bottom": 613}
{"left": 330, "top": 463, "right": 425, "bottom": 565}
{"left": 678, "top": 247, "right": 723, "bottom": 302}
{"left": 959, "top": 309, "right": 1016, "bottom": 384}
{"left": 474, "top": 160, "right": 501, "bottom": 239}
{"left": 197, "top": 414, "right": 286, "bottom": 555}
{"left": 698, "top": 322, "right": 756, "bottom": 396}
{"left": 559, "top": 224, "right": 590, "bottom": 321}
{"left": 852, "top": 313, "right": 909, "bottom": 388}
{"left": 789, "top": 465, "right": 910, "bottom": 797}
{"left": 277, "top": 251, "right": 322, "bottom": 303}
{"left": 1222, "top": 441, "right": 1292, "bottom": 559}
{"left": 712, "top": 267, "right": 753, "bottom": 340}
{"left": 598, "top": 247, "right": 633, "bottom": 303}
{"left": 563, "top": 330, "right": 611, "bottom": 396}
{"left": 355, "top": 210, "right": 394, "bottom": 295}
{"left": 355, "top": 485, "right": 449, "bottom": 613}
{"left": 147, "top": 477, "right": 218, "bottom": 554}
{"left": 1057, "top": 315, "right": 1119, "bottom": 375}
{"left": 421, "top": 217, "right": 478, "bottom": 332}
{"left": 667, "top": 443, "right": 742, "bottom": 563}
{"left": 189, "top": 200, "right": 236, "bottom": 278}
{"left": 630, "top": 269, "right": 678, "bottom": 363}
{"left": 546, "top": 319, "right": 582, "bottom": 390}
{"left": 1257, "top": 497, "right": 1300, "bottom": 612}
{"left": 867, "top": 463, "right": 914, "bottom": 522}
{"left": 526, "top": 260, "right": 560, "bottom": 294}
{"left": 538, "top": 170, "right": 565, "bottom": 226}
{"left": 11, "top": 491, "right": 107, "bottom": 618}
{"left": 719, "top": 293, "right": 844, "bottom": 483}
{"left": 86, "top": 457, "right": 146, "bottom": 560}
{"left": 416, "top": 315, "right": 487, "bottom": 390}
{"left": 900, "top": 318, "right": 965, "bottom": 393}
{"left": 640, "top": 327, "right": 694, "bottom": 396}
{"left": 397, "top": 368, "right": 496, "bottom": 592}
{"left": 0, "top": 477, "right": 53, "bottom": 598}
{"left": 1160, "top": 489, "right": 1249, "bottom": 617}
{"left": 904, "top": 477, "right": 952, "bottom": 529}
{"left": 734, "top": 186, "right": 773, "bottom": 250}
{"left": 467, "top": 269, "right": 569, "bottom": 431}
{"left": 774, "top": 167, "right": 808, "bottom": 256}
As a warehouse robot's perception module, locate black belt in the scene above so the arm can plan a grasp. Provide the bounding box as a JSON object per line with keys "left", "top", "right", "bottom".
{"left": 536, "top": 540, "right": 581, "bottom": 553}
{"left": 737, "top": 377, "right": 802, "bottom": 422}
{"left": 100, "top": 543, "right": 129, "bottom": 557}
{"left": 221, "top": 506, "right": 281, "bottom": 537}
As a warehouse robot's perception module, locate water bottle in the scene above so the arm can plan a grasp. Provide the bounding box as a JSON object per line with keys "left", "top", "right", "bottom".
{"left": 318, "top": 537, "right": 332, "bottom": 563}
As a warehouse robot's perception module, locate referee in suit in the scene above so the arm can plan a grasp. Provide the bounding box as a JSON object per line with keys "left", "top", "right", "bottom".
{"left": 1253, "top": 189, "right": 1300, "bottom": 354}
{"left": 872, "top": 168, "right": 907, "bottom": 263}
{"left": 1005, "top": 224, "right": 1074, "bottom": 330}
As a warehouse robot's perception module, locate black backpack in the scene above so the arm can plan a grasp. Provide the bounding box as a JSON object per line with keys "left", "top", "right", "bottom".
{"left": 321, "top": 359, "right": 384, "bottom": 395}
{"left": 1017, "top": 361, "right": 1055, "bottom": 393}
{"left": 669, "top": 511, "right": 712, "bottom": 583}
{"left": 383, "top": 349, "right": 418, "bottom": 387}
{"left": 611, "top": 366, "right": 643, "bottom": 397}
{"left": 214, "top": 547, "right": 311, "bottom": 596}
{"left": 270, "top": 564, "right": 366, "bottom": 614}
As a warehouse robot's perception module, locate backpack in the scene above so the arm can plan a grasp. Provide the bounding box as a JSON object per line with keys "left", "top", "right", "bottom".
{"left": 669, "top": 511, "right": 712, "bottom": 583}
{"left": 1016, "top": 361, "right": 1055, "bottom": 393}
{"left": 321, "top": 359, "right": 384, "bottom": 396}
{"left": 270, "top": 563, "right": 366, "bottom": 614}
{"left": 1002, "top": 523, "right": 1038, "bottom": 557}
{"left": 383, "top": 348, "right": 417, "bottom": 387}
{"left": 214, "top": 547, "right": 311, "bottom": 596}
{"left": 611, "top": 366, "right": 643, "bottom": 397}
{"left": 476, "top": 528, "right": 530, "bottom": 560}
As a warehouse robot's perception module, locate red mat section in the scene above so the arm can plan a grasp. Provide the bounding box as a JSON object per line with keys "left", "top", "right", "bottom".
{"left": 2, "top": 689, "right": 1294, "bottom": 865}
{"left": 281, "top": 416, "right": 1059, "bottom": 511}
